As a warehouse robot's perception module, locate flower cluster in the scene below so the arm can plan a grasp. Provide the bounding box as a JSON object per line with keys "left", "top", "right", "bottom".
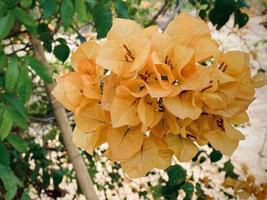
{"left": 52, "top": 13, "right": 266, "bottom": 178}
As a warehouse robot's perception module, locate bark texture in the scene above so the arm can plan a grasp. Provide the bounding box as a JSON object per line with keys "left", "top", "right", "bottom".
{"left": 30, "top": 35, "right": 98, "bottom": 200}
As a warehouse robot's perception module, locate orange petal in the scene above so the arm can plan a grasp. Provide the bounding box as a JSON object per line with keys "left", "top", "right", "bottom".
{"left": 164, "top": 92, "right": 202, "bottom": 120}
{"left": 204, "top": 129, "right": 242, "bottom": 156}
{"left": 74, "top": 99, "right": 108, "bottom": 132}
{"left": 81, "top": 74, "right": 100, "bottom": 100}
{"left": 110, "top": 86, "right": 140, "bottom": 128}
{"left": 222, "top": 51, "right": 249, "bottom": 77}
{"left": 101, "top": 74, "right": 120, "bottom": 111}
{"left": 192, "top": 37, "right": 219, "bottom": 62}
{"left": 71, "top": 41, "right": 99, "bottom": 68}
{"left": 121, "top": 135, "right": 173, "bottom": 178}
{"left": 52, "top": 72, "right": 84, "bottom": 111}
{"left": 107, "top": 18, "right": 144, "bottom": 43}
{"left": 107, "top": 125, "right": 144, "bottom": 161}
{"left": 73, "top": 125, "right": 108, "bottom": 154}
{"left": 166, "top": 133, "right": 198, "bottom": 162}
{"left": 165, "top": 13, "right": 210, "bottom": 46}
{"left": 144, "top": 25, "right": 159, "bottom": 40}
{"left": 172, "top": 45, "right": 194, "bottom": 79}
{"left": 137, "top": 97, "right": 162, "bottom": 131}
{"left": 96, "top": 41, "right": 129, "bottom": 76}
{"left": 252, "top": 73, "right": 267, "bottom": 88}
{"left": 120, "top": 79, "right": 148, "bottom": 98}
{"left": 151, "top": 32, "right": 174, "bottom": 63}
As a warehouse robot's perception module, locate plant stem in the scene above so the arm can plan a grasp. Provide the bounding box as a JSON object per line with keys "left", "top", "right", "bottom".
{"left": 29, "top": 34, "right": 98, "bottom": 200}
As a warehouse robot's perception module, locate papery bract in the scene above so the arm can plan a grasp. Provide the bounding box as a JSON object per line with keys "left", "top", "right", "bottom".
{"left": 52, "top": 12, "right": 266, "bottom": 178}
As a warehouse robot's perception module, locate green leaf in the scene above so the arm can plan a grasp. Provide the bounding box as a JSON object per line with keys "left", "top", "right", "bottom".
{"left": 21, "top": 190, "right": 30, "bottom": 200}
{"left": 2, "top": 0, "right": 20, "bottom": 8}
{"left": 61, "top": 0, "right": 74, "bottom": 29}
{"left": 86, "top": 0, "right": 97, "bottom": 7}
{"left": 0, "top": 12, "right": 15, "bottom": 40}
{"left": 0, "top": 108, "right": 13, "bottom": 140}
{"left": 195, "top": 183, "right": 207, "bottom": 200}
{"left": 0, "top": 143, "right": 10, "bottom": 166}
{"left": 181, "top": 182, "right": 194, "bottom": 200}
{"left": 75, "top": 0, "right": 87, "bottom": 21}
{"left": 219, "top": 160, "right": 239, "bottom": 179}
{"left": 5, "top": 55, "right": 19, "bottom": 92}
{"left": 114, "top": 0, "right": 129, "bottom": 18}
{"left": 20, "top": 0, "right": 33, "bottom": 8}
{"left": 166, "top": 165, "right": 187, "bottom": 186}
{"left": 209, "top": 149, "right": 222, "bottom": 162}
{"left": 52, "top": 169, "right": 64, "bottom": 186}
{"left": 234, "top": 9, "right": 249, "bottom": 28}
{"left": 25, "top": 56, "right": 53, "bottom": 83}
{"left": 3, "top": 93, "right": 27, "bottom": 118}
{"left": 43, "top": 170, "right": 50, "bottom": 188}
{"left": 0, "top": 164, "right": 21, "bottom": 200}
{"left": 199, "top": 9, "right": 207, "bottom": 20}
{"left": 0, "top": 74, "right": 4, "bottom": 88}
{"left": 16, "top": 66, "right": 32, "bottom": 103}
{"left": 13, "top": 7, "right": 36, "bottom": 27}
{"left": 3, "top": 93, "right": 28, "bottom": 129}
{"left": 7, "top": 134, "right": 28, "bottom": 153}
{"left": 53, "top": 44, "right": 70, "bottom": 62}
{"left": 0, "top": 2, "right": 7, "bottom": 18}
{"left": 0, "top": 53, "right": 7, "bottom": 72}
{"left": 6, "top": 106, "right": 27, "bottom": 129}
{"left": 41, "top": 0, "right": 57, "bottom": 18}
{"left": 208, "top": 0, "right": 236, "bottom": 30}
{"left": 152, "top": 185, "right": 163, "bottom": 199}
{"left": 56, "top": 37, "right": 67, "bottom": 44}
{"left": 37, "top": 23, "right": 53, "bottom": 52}
{"left": 91, "top": 2, "right": 112, "bottom": 39}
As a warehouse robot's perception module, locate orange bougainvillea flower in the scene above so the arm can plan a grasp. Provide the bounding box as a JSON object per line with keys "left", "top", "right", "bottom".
{"left": 52, "top": 12, "right": 267, "bottom": 178}
{"left": 96, "top": 18, "right": 151, "bottom": 79}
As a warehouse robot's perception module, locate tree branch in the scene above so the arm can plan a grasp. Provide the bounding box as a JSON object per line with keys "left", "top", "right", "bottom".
{"left": 29, "top": 34, "right": 98, "bottom": 200}
{"left": 30, "top": 112, "right": 73, "bottom": 123}
{"left": 146, "top": 0, "right": 171, "bottom": 27}
{"left": 162, "top": 0, "right": 185, "bottom": 31}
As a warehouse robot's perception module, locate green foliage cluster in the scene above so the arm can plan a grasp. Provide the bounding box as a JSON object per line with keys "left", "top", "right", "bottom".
{"left": 189, "top": 0, "right": 249, "bottom": 29}
{"left": 151, "top": 147, "right": 238, "bottom": 200}
{"left": 0, "top": 0, "right": 251, "bottom": 199}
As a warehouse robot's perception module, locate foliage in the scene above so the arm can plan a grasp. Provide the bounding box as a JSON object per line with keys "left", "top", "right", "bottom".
{"left": 150, "top": 148, "right": 267, "bottom": 200}
{"left": 189, "top": 0, "right": 249, "bottom": 29}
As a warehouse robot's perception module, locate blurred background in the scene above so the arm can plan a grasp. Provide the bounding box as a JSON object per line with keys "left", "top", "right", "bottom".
{"left": 0, "top": 0, "right": 266, "bottom": 199}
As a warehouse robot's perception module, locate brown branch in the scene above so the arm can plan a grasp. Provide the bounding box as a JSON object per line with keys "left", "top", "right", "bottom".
{"left": 146, "top": 0, "right": 171, "bottom": 27}
{"left": 7, "top": 30, "right": 28, "bottom": 39}
{"left": 30, "top": 111, "right": 73, "bottom": 123}
{"left": 29, "top": 34, "right": 99, "bottom": 200}
{"left": 228, "top": 27, "right": 264, "bottom": 70}
{"left": 7, "top": 43, "right": 32, "bottom": 55}
{"left": 162, "top": 0, "right": 185, "bottom": 31}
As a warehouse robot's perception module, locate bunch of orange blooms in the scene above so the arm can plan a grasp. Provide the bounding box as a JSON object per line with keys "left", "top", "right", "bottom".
{"left": 52, "top": 13, "right": 266, "bottom": 178}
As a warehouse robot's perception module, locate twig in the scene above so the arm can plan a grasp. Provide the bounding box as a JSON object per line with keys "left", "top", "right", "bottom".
{"left": 162, "top": 0, "right": 185, "bottom": 31}
{"left": 228, "top": 27, "right": 264, "bottom": 70}
{"left": 30, "top": 111, "right": 73, "bottom": 123}
{"left": 70, "top": 25, "right": 86, "bottom": 43}
{"left": 7, "top": 30, "right": 28, "bottom": 39}
{"left": 259, "top": 129, "right": 267, "bottom": 157}
{"left": 29, "top": 34, "right": 99, "bottom": 200}
{"left": 53, "top": 16, "right": 61, "bottom": 34}
{"left": 146, "top": 0, "right": 171, "bottom": 27}
{"left": 7, "top": 43, "right": 32, "bottom": 55}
